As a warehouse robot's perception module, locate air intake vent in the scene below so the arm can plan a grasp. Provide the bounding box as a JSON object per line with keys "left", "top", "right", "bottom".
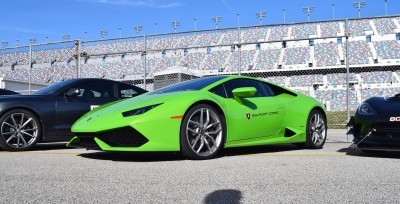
{"left": 284, "top": 128, "right": 296, "bottom": 137}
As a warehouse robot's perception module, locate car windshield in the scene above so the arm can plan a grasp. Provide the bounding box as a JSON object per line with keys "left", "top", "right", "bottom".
{"left": 151, "top": 76, "right": 226, "bottom": 95}
{"left": 33, "top": 79, "right": 76, "bottom": 95}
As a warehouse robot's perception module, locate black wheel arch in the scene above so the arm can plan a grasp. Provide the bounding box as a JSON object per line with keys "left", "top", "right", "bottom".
{"left": 180, "top": 100, "right": 227, "bottom": 149}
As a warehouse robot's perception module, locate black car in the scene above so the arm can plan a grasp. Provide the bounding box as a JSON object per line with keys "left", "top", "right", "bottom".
{"left": 0, "top": 78, "right": 147, "bottom": 151}
{"left": 348, "top": 93, "right": 400, "bottom": 152}
{"left": 0, "top": 89, "right": 19, "bottom": 95}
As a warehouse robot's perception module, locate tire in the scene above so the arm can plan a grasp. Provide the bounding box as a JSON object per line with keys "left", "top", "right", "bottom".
{"left": 0, "top": 109, "right": 42, "bottom": 151}
{"left": 303, "top": 109, "right": 327, "bottom": 149}
{"left": 180, "top": 104, "right": 226, "bottom": 160}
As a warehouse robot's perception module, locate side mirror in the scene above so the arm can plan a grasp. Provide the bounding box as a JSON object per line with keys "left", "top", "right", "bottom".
{"left": 232, "top": 87, "right": 257, "bottom": 104}
{"left": 65, "top": 88, "right": 80, "bottom": 97}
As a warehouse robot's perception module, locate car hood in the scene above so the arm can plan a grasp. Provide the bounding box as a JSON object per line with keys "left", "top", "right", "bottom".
{"left": 0, "top": 94, "right": 51, "bottom": 101}
{"left": 365, "top": 96, "right": 400, "bottom": 116}
{"left": 72, "top": 91, "right": 200, "bottom": 132}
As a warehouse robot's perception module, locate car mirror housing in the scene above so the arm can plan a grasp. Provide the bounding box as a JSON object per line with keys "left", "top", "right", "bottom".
{"left": 232, "top": 87, "right": 257, "bottom": 104}
{"left": 65, "top": 88, "right": 80, "bottom": 97}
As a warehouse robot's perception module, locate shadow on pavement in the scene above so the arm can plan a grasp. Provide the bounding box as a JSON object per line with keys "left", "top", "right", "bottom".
{"left": 0, "top": 142, "right": 70, "bottom": 152}
{"left": 203, "top": 189, "right": 242, "bottom": 204}
{"left": 338, "top": 147, "right": 400, "bottom": 159}
{"left": 78, "top": 144, "right": 303, "bottom": 162}
{"left": 219, "top": 144, "right": 300, "bottom": 157}
{"left": 78, "top": 151, "right": 183, "bottom": 162}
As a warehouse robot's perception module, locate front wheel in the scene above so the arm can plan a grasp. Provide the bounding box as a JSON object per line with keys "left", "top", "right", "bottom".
{"left": 180, "top": 104, "right": 226, "bottom": 160}
{"left": 0, "top": 109, "right": 42, "bottom": 151}
{"left": 304, "top": 109, "right": 327, "bottom": 149}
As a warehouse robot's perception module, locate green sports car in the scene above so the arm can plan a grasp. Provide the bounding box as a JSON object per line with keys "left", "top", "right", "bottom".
{"left": 67, "top": 76, "right": 327, "bottom": 159}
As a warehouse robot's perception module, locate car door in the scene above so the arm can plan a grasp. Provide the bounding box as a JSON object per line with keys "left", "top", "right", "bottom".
{"left": 55, "top": 80, "right": 118, "bottom": 138}
{"left": 213, "top": 79, "right": 288, "bottom": 142}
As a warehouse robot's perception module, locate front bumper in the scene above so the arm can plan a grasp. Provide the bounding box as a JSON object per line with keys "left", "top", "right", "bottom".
{"left": 349, "top": 116, "right": 400, "bottom": 151}
{"left": 67, "top": 127, "right": 149, "bottom": 150}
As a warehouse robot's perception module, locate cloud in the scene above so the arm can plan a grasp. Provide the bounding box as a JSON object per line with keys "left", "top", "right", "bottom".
{"left": 78, "top": 0, "right": 183, "bottom": 8}
{"left": 221, "top": 0, "right": 234, "bottom": 11}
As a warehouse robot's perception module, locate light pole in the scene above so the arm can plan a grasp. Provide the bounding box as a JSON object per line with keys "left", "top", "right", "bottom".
{"left": 1, "top": 42, "right": 8, "bottom": 48}
{"left": 29, "top": 38, "right": 37, "bottom": 44}
{"left": 212, "top": 16, "right": 222, "bottom": 29}
{"left": 353, "top": 1, "right": 366, "bottom": 18}
{"left": 134, "top": 25, "right": 143, "bottom": 36}
{"left": 100, "top": 30, "right": 108, "bottom": 39}
{"left": 256, "top": 11, "right": 266, "bottom": 25}
{"left": 302, "top": 6, "right": 315, "bottom": 22}
{"left": 384, "top": 0, "right": 388, "bottom": 16}
{"left": 171, "top": 21, "right": 181, "bottom": 32}
{"left": 283, "top": 8, "right": 286, "bottom": 23}
{"left": 62, "top": 34, "right": 70, "bottom": 41}
{"left": 237, "top": 13, "right": 240, "bottom": 27}
{"left": 118, "top": 27, "right": 122, "bottom": 38}
{"left": 84, "top": 31, "right": 88, "bottom": 41}
{"left": 155, "top": 22, "right": 158, "bottom": 34}
{"left": 332, "top": 2, "right": 335, "bottom": 19}
{"left": 194, "top": 18, "right": 197, "bottom": 31}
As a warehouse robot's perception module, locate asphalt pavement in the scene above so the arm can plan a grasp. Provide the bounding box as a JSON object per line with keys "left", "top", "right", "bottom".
{"left": 1, "top": 129, "right": 399, "bottom": 203}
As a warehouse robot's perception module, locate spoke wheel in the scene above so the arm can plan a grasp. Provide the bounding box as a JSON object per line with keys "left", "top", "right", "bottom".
{"left": 0, "top": 109, "right": 41, "bottom": 151}
{"left": 181, "top": 104, "right": 225, "bottom": 160}
{"left": 303, "top": 109, "right": 327, "bottom": 149}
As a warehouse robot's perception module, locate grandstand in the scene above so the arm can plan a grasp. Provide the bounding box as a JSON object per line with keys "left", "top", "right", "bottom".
{"left": 1, "top": 15, "right": 400, "bottom": 125}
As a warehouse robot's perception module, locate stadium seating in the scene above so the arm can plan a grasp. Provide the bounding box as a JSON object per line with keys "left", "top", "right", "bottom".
{"left": 348, "top": 19, "right": 372, "bottom": 36}
{"left": 360, "top": 71, "right": 394, "bottom": 84}
{"left": 202, "top": 50, "right": 230, "bottom": 70}
{"left": 291, "top": 23, "right": 317, "bottom": 39}
{"left": 0, "top": 16, "right": 399, "bottom": 114}
{"left": 241, "top": 27, "right": 267, "bottom": 43}
{"left": 220, "top": 29, "right": 239, "bottom": 45}
{"left": 345, "top": 41, "right": 372, "bottom": 65}
{"left": 373, "top": 40, "right": 400, "bottom": 59}
{"left": 314, "top": 43, "right": 340, "bottom": 67}
{"left": 268, "top": 25, "right": 289, "bottom": 41}
{"left": 225, "top": 50, "right": 256, "bottom": 72}
{"left": 373, "top": 17, "right": 396, "bottom": 35}
{"left": 289, "top": 74, "right": 323, "bottom": 87}
{"left": 255, "top": 49, "right": 281, "bottom": 70}
{"left": 320, "top": 21, "right": 341, "bottom": 38}
{"left": 283, "top": 47, "right": 310, "bottom": 65}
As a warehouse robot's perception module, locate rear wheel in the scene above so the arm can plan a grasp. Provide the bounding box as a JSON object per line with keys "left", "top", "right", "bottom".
{"left": 0, "top": 109, "right": 42, "bottom": 151}
{"left": 303, "top": 109, "right": 327, "bottom": 149}
{"left": 180, "top": 104, "right": 225, "bottom": 160}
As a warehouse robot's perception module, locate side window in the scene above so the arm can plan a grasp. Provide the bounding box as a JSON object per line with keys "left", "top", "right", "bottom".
{"left": 224, "top": 79, "right": 273, "bottom": 98}
{"left": 118, "top": 83, "right": 140, "bottom": 98}
{"left": 69, "top": 81, "right": 115, "bottom": 99}
{"left": 209, "top": 84, "right": 227, "bottom": 98}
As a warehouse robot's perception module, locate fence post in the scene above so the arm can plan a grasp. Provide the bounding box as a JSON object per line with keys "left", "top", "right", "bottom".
{"left": 77, "top": 40, "right": 81, "bottom": 78}
{"left": 29, "top": 45, "right": 32, "bottom": 94}
{"left": 345, "top": 18, "right": 350, "bottom": 142}
{"left": 143, "top": 35, "right": 147, "bottom": 90}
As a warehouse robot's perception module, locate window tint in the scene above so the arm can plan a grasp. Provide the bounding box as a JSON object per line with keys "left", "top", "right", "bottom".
{"left": 118, "top": 83, "right": 141, "bottom": 98}
{"left": 224, "top": 79, "right": 274, "bottom": 98}
{"left": 151, "top": 76, "right": 226, "bottom": 95}
{"left": 209, "top": 84, "right": 227, "bottom": 98}
{"left": 68, "top": 81, "right": 115, "bottom": 99}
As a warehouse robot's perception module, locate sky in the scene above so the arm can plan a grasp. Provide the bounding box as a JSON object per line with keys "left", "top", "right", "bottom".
{"left": 0, "top": 0, "right": 399, "bottom": 47}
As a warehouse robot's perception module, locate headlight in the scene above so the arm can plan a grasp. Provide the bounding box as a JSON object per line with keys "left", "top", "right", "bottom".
{"left": 122, "top": 103, "right": 162, "bottom": 117}
{"left": 357, "top": 102, "right": 375, "bottom": 115}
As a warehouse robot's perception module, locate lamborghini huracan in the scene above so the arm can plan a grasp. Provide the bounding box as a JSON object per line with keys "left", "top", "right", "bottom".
{"left": 68, "top": 76, "right": 327, "bottom": 159}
